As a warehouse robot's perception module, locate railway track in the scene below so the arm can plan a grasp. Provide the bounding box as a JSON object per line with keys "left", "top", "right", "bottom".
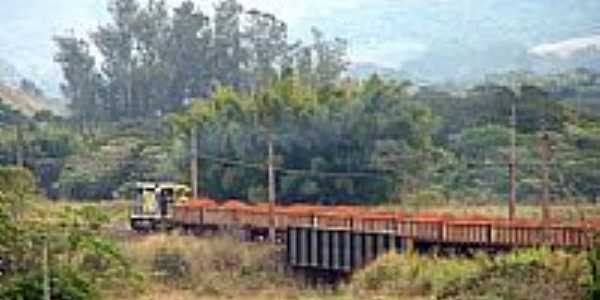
{"left": 128, "top": 199, "right": 600, "bottom": 273}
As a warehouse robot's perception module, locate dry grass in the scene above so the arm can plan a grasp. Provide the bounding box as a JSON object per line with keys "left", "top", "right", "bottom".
{"left": 113, "top": 234, "right": 297, "bottom": 300}
{"left": 120, "top": 289, "right": 418, "bottom": 300}
{"left": 112, "top": 234, "right": 417, "bottom": 300}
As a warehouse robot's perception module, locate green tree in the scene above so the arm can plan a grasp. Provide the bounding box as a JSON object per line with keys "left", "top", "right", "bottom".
{"left": 92, "top": 0, "right": 139, "bottom": 119}
{"left": 213, "top": 0, "right": 245, "bottom": 90}
{"left": 244, "top": 10, "right": 289, "bottom": 92}
{"left": 54, "top": 36, "right": 100, "bottom": 128}
{"left": 168, "top": 1, "right": 212, "bottom": 102}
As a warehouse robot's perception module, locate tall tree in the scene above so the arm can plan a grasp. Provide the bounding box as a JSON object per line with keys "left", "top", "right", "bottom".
{"left": 244, "top": 10, "right": 289, "bottom": 92}
{"left": 168, "top": 1, "right": 212, "bottom": 103}
{"left": 213, "top": 0, "right": 244, "bottom": 90}
{"left": 295, "top": 46, "right": 314, "bottom": 88}
{"left": 92, "top": 0, "right": 139, "bottom": 119}
{"left": 311, "top": 28, "right": 348, "bottom": 88}
{"left": 54, "top": 36, "right": 100, "bottom": 128}
{"left": 133, "top": 0, "right": 171, "bottom": 115}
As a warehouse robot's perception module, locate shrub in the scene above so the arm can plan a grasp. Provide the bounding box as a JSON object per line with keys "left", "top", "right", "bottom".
{"left": 350, "top": 248, "right": 587, "bottom": 300}
{"left": 439, "top": 249, "right": 587, "bottom": 300}
{"left": 439, "top": 261, "right": 584, "bottom": 300}
{"left": 586, "top": 247, "right": 600, "bottom": 300}
{"left": 0, "top": 267, "right": 99, "bottom": 300}
{"left": 350, "top": 252, "right": 483, "bottom": 297}
{"left": 124, "top": 234, "right": 291, "bottom": 297}
{"left": 152, "top": 247, "right": 191, "bottom": 283}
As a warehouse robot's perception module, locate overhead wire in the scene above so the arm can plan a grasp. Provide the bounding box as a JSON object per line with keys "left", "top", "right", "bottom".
{"left": 196, "top": 153, "right": 393, "bottom": 178}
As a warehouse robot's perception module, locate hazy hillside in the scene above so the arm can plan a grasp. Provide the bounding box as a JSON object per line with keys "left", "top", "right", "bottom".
{"left": 0, "top": 58, "right": 21, "bottom": 87}
{"left": 347, "top": 62, "right": 411, "bottom": 81}
{"left": 0, "top": 84, "right": 49, "bottom": 116}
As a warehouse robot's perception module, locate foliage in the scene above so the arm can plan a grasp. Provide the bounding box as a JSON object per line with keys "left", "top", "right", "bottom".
{"left": 350, "top": 252, "right": 483, "bottom": 297}
{"left": 0, "top": 122, "right": 85, "bottom": 198}
{"left": 55, "top": 0, "right": 348, "bottom": 124}
{"left": 439, "top": 250, "right": 586, "bottom": 300}
{"left": 168, "top": 75, "right": 439, "bottom": 203}
{"left": 0, "top": 266, "right": 99, "bottom": 300}
{"left": 0, "top": 190, "right": 137, "bottom": 300}
{"left": 124, "top": 235, "right": 290, "bottom": 298}
{"left": 349, "top": 249, "right": 587, "bottom": 300}
{"left": 0, "top": 166, "right": 36, "bottom": 197}
{"left": 586, "top": 244, "right": 600, "bottom": 300}
{"left": 57, "top": 121, "right": 183, "bottom": 200}
{"left": 7, "top": 1, "right": 597, "bottom": 204}
{"left": 0, "top": 100, "right": 27, "bottom": 126}
{"left": 0, "top": 166, "right": 36, "bottom": 218}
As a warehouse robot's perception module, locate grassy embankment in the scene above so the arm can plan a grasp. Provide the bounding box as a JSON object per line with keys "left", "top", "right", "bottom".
{"left": 43, "top": 200, "right": 599, "bottom": 300}
{"left": 109, "top": 233, "right": 589, "bottom": 300}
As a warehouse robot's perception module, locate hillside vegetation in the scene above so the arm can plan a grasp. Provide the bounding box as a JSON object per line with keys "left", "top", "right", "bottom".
{"left": 0, "top": 82, "right": 57, "bottom": 116}
{"left": 0, "top": 0, "right": 599, "bottom": 206}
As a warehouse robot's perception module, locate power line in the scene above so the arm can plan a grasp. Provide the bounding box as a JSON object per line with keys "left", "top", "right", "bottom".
{"left": 196, "top": 153, "right": 392, "bottom": 178}
{"left": 197, "top": 152, "right": 600, "bottom": 179}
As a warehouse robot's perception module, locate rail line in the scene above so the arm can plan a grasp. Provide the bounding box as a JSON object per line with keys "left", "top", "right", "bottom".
{"left": 168, "top": 199, "right": 600, "bottom": 248}
{"left": 140, "top": 199, "right": 600, "bottom": 273}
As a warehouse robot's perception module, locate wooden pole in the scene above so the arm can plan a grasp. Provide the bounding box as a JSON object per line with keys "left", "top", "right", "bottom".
{"left": 508, "top": 103, "right": 517, "bottom": 220}
{"left": 541, "top": 132, "right": 551, "bottom": 222}
{"left": 43, "top": 227, "right": 50, "bottom": 300}
{"left": 16, "top": 124, "right": 23, "bottom": 168}
{"left": 191, "top": 126, "right": 199, "bottom": 199}
{"left": 267, "top": 133, "right": 276, "bottom": 243}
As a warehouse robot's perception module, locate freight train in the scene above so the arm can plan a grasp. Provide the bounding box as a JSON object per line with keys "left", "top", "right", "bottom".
{"left": 129, "top": 185, "right": 599, "bottom": 249}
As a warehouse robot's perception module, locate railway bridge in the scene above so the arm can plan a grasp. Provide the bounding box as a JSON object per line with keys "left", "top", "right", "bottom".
{"left": 161, "top": 199, "right": 598, "bottom": 275}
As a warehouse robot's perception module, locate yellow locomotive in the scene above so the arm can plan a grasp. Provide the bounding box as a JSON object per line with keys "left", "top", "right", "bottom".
{"left": 129, "top": 182, "right": 190, "bottom": 231}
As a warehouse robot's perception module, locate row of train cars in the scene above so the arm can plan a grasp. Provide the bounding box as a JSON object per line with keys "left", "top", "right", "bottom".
{"left": 156, "top": 198, "right": 600, "bottom": 250}
{"left": 127, "top": 182, "right": 600, "bottom": 250}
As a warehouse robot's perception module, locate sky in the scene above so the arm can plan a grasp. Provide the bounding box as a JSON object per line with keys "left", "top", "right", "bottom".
{"left": 1, "top": 0, "right": 600, "bottom": 95}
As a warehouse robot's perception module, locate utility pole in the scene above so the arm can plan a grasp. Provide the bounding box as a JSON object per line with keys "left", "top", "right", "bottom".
{"left": 508, "top": 103, "right": 517, "bottom": 220}
{"left": 191, "top": 126, "right": 199, "bottom": 199}
{"left": 42, "top": 227, "right": 50, "bottom": 300}
{"left": 15, "top": 123, "right": 23, "bottom": 168}
{"left": 267, "top": 133, "right": 276, "bottom": 243}
{"left": 540, "top": 131, "right": 551, "bottom": 222}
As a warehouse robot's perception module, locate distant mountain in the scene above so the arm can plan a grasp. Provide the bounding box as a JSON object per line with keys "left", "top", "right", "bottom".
{"left": 0, "top": 84, "right": 49, "bottom": 116}
{"left": 529, "top": 47, "right": 600, "bottom": 75}
{"left": 401, "top": 39, "right": 534, "bottom": 84}
{"left": 0, "top": 58, "right": 22, "bottom": 88}
{"left": 347, "top": 62, "right": 407, "bottom": 80}
{"left": 0, "top": 58, "right": 68, "bottom": 116}
{"left": 0, "top": 59, "right": 66, "bottom": 116}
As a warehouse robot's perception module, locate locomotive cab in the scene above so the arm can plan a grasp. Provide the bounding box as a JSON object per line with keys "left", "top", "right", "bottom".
{"left": 129, "top": 182, "right": 189, "bottom": 231}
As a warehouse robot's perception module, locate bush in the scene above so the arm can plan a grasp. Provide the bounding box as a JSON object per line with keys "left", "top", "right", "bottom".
{"left": 0, "top": 166, "right": 36, "bottom": 213}
{"left": 0, "top": 267, "right": 99, "bottom": 300}
{"left": 349, "top": 248, "right": 587, "bottom": 300}
{"left": 439, "top": 261, "right": 584, "bottom": 300}
{"left": 587, "top": 247, "right": 600, "bottom": 300}
{"left": 439, "top": 249, "right": 586, "bottom": 300}
{"left": 350, "top": 252, "right": 483, "bottom": 297}
{"left": 152, "top": 248, "right": 191, "bottom": 283}
{"left": 124, "top": 235, "right": 291, "bottom": 297}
